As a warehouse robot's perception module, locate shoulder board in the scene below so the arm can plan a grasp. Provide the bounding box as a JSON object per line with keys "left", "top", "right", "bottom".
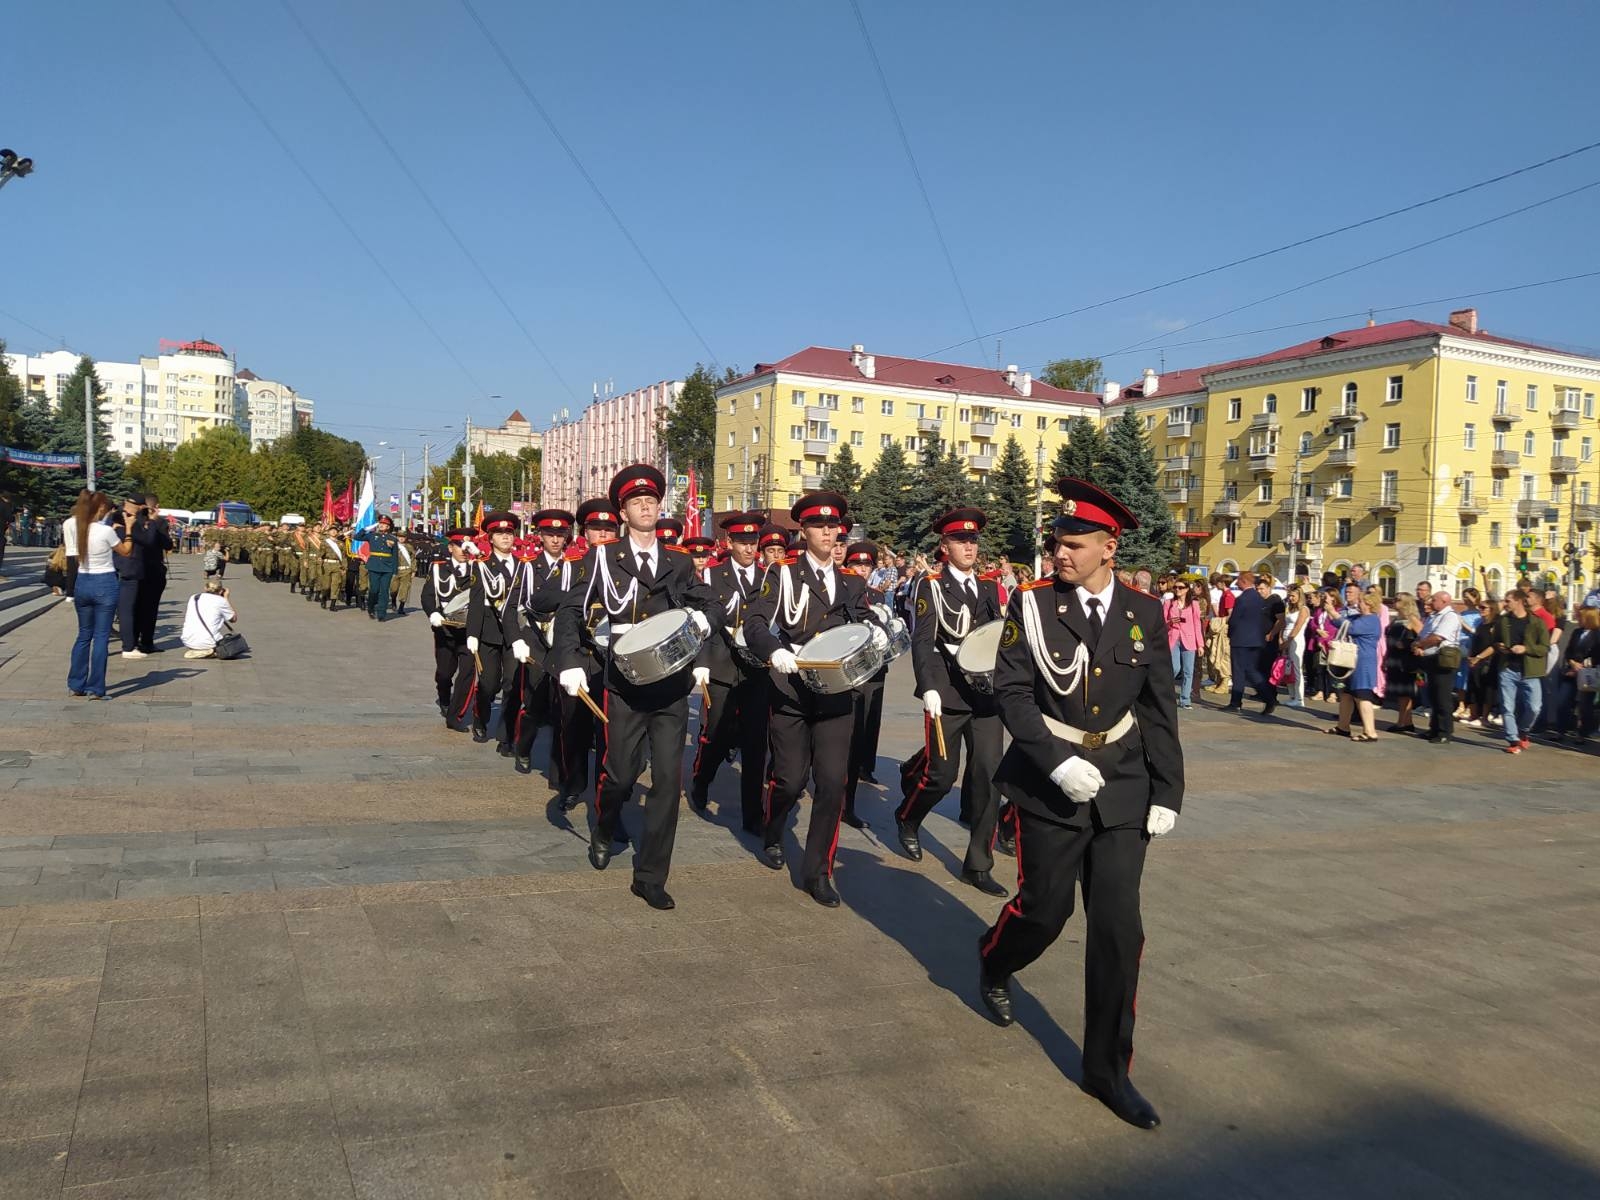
{"left": 926, "top": 570, "right": 943, "bottom": 580}
{"left": 978, "top": 568, "right": 1003, "bottom": 581}
{"left": 782, "top": 552, "right": 800, "bottom": 565}
{"left": 563, "top": 546, "right": 588, "bottom": 561}
{"left": 1021, "top": 578, "right": 1054, "bottom": 591}
{"left": 662, "top": 543, "right": 690, "bottom": 555}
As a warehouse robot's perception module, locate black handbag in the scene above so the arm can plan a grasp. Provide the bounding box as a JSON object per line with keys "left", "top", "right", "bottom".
{"left": 192, "top": 595, "right": 248, "bottom": 659}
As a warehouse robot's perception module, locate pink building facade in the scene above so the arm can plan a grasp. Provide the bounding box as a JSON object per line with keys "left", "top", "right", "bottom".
{"left": 541, "top": 379, "right": 683, "bottom": 512}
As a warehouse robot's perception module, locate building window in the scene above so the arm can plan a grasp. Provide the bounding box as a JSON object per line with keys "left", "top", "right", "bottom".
{"left": 1494, "top": 380, "right": 1508, "bottom": 410}
{"left": 1258, "top": 479, "right": 1273, "bottom": 502}
{"left": 1460, "top": 470, "right": 1475, "bottom": 501}
{"left": 1582, "top": 436, "right": 1593, "bottom": 462}
{"left": 1036, "top": 416, "right": 1047, "bottom": 430}
{"left": 1012, "top": 413, "right": 1023, "bottom": 428}
{"left": 1585, "top": 393, "right": 1596, "bottom": 418}
{"left": 1489, "top": 522, "right": 1501, "bottom": 548}
{"left": 880, "top": 434, "right": 893, "bottom": 448}
{"left": 850, "top": 430, "right": 863, "bottom": 447}
{"left": 1228, "top": 397, "right": 1241, "bottom": 421}
{"left": 727, "top": 431, "right": 735, "bottom": 447}
{"left": 904, "top": 435, "right": 918, "bottom": 450}
{"left": 911, "top": 403, "right": 924, "bottom": 419}
{"left": 1265, "top": 393, "right": 1278, "bottom": 414}
{"left": 851, "top": 396, "right": 864, "bottom": 413}
{"left": 1336, "top": 475, "right": 1354, "bottom": 498}
{"left": 1465, "top": 375, "right": 1478, "bottom": 403}
{"left": 792, "top": 390, "right": 806, "bottom": 406}
{"left": 1302, "top": 387, "right": 1319, "bottom": 413}
{"left": 752, "top": 425, "right": 761, "bottom": 443}
{"left": 1526, "top": 383, "right": 1538, "bottom": 411}
{"left": 1298, "top": 432, "right": 1313, "bottom": 455}
{"left": 1223, "top": 521, "right": 1237, "bottom": 545}
{"left": 1057, "top": 418, "right": 1069, "bottom": 431}
{"left": 726, "top": 464, "right": 734, "bottom": 481}
{"left": 1387, "top": 375, "right": 1403, "bottom": 402}
{"left": 789, "top": 460, "right": 802, "bottom": 475}
{"left": 1458, "top": 522, "right": 1471, "bottom": 546}
{"left": 1255, "top": 519, "right": 1272, "bottom": 544}
{"left": 728, "top": 398, "right": 737, "bottom": 415}
{"left": 1378, "top": 518, "right": 1397, "bottom": 543}
{"left": 1463, "top": 424, "right": 1476, "bottom": 450}
{"left": 1144, "top": 415, "right": 1155, "bottom": 431}
{"left": 1225, "top": 444, "right": 1239, "bottom": 461}
{"left": 1334, "top": 518, "right": 1352, "bottom": 545}
{"left": 881, "top": 400, "right": 894, "bottom": 415}
{"left": 753, "top": 392, "right": 761, "bottom": 410}
{"left": 1491, "top": 476, "right": 1504, "bottom": 499}
{"left": 1381, "top": 470, "right": 1399, "bottom": 504}
{"left": 790, "top": 424, "right": 804, "bottom": 439}
{"left": 1383, "top": 423, "right": 1401, "bottom": 449}
{"left": 818, "top": 393, "right": 839, "bottom": 409}
{"left": 1520, "top": 474, "right": 1536, "bottom": 501}
{"left": 1523, "top": 431, "right": 1536, "bottom": 456}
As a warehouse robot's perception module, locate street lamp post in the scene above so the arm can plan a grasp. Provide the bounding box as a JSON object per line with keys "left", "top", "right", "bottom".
{"left": 0, "top": 148, "right": 35, "bottom": 191}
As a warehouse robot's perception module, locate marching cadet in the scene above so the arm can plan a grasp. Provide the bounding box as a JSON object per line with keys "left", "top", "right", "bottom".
{"left": 682, "top": 534, "right": 714, "bottom": 576}
{"left": 978, "top": 478, "right": 1183, "bottom": 1130}
{"left": 423, "top": 528, "right": 477, "bottom": 730}
{"left": 654, "top": 515, "right": 683, "bottom": 546}
{"left": 391, "top": 534, "right": 416, "bottom": 615}
{"left": 743, "top": 491, "right": 888, "bottom": 908}
{"left": 553, "top": 467, "right": 720, "bottom": 911}
{"left": 466, "top": 512, "right": 529, "bottom": 752}
{"left": 318, "top": 524, "right": 346, "bottom": 610}
{"left": 688, "top": 512, "right": 770, "bottom": 832}
{"left": 509, "top": 508, "right": 574, "bottom": 773}
{"left": 758, "top": 525, "right": 788, "bottom": 568}
{"left": 842, "top": 541, "right": 889, "bottom": 829}
{"left": 342, "top": 525, "right": 364, "bottom": 609}
{"left": 895, "top": 508, "right": 1008, "bottom": 896}
{"left": 553, "top": 499, "right": 618, "bottom": 809}
{"left": 300, "top": 524, "right": 321, "bottom": 598}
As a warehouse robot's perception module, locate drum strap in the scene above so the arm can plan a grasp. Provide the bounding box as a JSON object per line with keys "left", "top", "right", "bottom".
{"left": 1020, "top": 587, "right": 1089, "bottom": 699}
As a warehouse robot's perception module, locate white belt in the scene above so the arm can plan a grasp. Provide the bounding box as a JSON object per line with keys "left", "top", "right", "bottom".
{"left": 1043, "top": 711, "right": 1134, "bottom": 750}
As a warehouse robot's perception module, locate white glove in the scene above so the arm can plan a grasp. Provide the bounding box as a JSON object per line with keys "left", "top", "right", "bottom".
{"left": 466, "top": 636, "right": 479, "bottom": 654}
{"left": 692, "top": 666, "right": 711, "bottom": 688}
{"left": 688, "top": 610, "right": 711, "bottom": 637}
{"left": 559, "top": 667, "right": 588, "bottom": 697}
{"left": 869, "top": 625, "right": 889, "bottom": 652}
{"left": 1049, "top": 757, "right": 1105, "bottom": 804}
{"left": 770, "top": 648, "right": 799, "bottom": 675}
{"left": 511, "top": 639, "right": 530, "bottom": 663}
{"left": 428, "top": 611, "right": 444, "bottom": 628}
{"left": 922, "top": 690, "right": 943, "bottom": 719}
{"left": 1146, "top": 805, "right": 1178, "bottom": 838}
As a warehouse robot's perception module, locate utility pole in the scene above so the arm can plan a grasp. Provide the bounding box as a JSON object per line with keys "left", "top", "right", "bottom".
{"left": 462, "top": 416, "right": 475, "bottom": 516}
{"left": 1286, "top": 452, "right": 1304, "bottom": 584}
{"left": 1034, "top": 437, "right": 1046, "bottom": 578}
{"left": 84, "top": 377, "right": 96, "bottom": 491}
{"left": 742, "top": 445, "right": 750, "bottom": 511}
{"left": 422, "top": 443, "right": 431, "bottom": 534}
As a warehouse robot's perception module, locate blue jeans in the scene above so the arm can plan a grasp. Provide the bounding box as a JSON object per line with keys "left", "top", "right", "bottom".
{"left": 1171, "top": 644, "right": 1195, "bottom": 706}
{"left": 68, "top": 571, "right": 118, "bottom": 697}
{"left": 1497, "top": 667, "right": 1541, "bottom": 744}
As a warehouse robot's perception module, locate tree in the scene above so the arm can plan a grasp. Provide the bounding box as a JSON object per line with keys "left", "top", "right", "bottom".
{"left": 983, "top": 435, "right": 1038, "bottom": 564}
{"left": 126, "top": 446, "right": 175, "bottom": 498}
{"left": 0, "top": 343, "right": 30, "bottom": 499}
{"left": 901, "top": 441, "right": 973, "bottom": 552}
{"left": 246, "top": 443, "right": 318, "bottom": 519}
{"left": 44, "top": 356, "right": 126, "bottom": 509}
{"left": 1042, "top": 356, "right": 1104, "bottom": 394}
{"left": 1054, "top": 416, "right": 1107, "bottom": 487}
{"left": 278, "top": 427, "right": 366, "bottom": 494}
{"left": 819, "top": 441, "right": 863, "bottom": 518}
{"left": 426, "top": 444, "right": 538, "bottom": 517}
{"left": 1099, "top": 410, "right": 1176, "bottom": 576}
{"left": 161, "top": 425, "right": 252, "bottom": 510}
{"left": 854, "top": 440, "right": 912, "bottom": 546}
{"left": 662, "top": 364, "right": 718, "bottom": 508}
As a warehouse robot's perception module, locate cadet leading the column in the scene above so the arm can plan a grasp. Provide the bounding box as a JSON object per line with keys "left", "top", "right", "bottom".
{"left": 465, "top": 512, "right": 528, "bottom": 752}
{"left": 509, "top": 509, "right": 574, "bottom": 773}
{"left": 422, "top": 528, "right": 477, "bottom": 730}
{"left": 977, "top": 477, "right": 1184, "bottom": 1131}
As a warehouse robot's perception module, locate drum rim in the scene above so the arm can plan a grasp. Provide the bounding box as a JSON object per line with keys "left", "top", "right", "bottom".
{"left": 800, "top": 623, "right": 874, "bottom": 656}
{"left": 613, "top": 609, "right": 690, "bottom": 653}
{"left": 956, "top": 618, "right": 1007, "bottom": 669}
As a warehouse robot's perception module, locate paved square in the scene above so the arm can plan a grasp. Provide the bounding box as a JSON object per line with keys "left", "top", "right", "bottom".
{"left": 0, "top": 557, "right": 1597, "bottom": 1197}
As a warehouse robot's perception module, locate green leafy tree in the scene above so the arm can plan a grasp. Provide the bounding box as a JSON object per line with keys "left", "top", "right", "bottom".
{"left": 43, "top": 356, "right": 126, "bottom": 509}
{"left": 1099, "top": 410, "right": 1175, "bottom": 575}
{"left": 0, "top": 343, "right": 31, "bottom": 500}
{"left": 427, "top": 445, "right": 540, "bottom": 515}
{"left": 901, "top": 441, "right": 973, "bottom": 552}
{"left": 1041, "top": 356, "right": 1104, "bottom": 394}
{"left": 819, "top": 441, "right": 863, "bottom": 518}
{"left": 246, "top": 443, "right": 318, "bottom": 519}
{"left": 661, "top": 365, "right": 718, "bottom": 508}
{"left": 854, "top": 440, "right": 912, "bottom": 546}
{"left": 278, "top": 426, "right": 367, "bottom": 494}
{"left": 126, "top": 446, "right": 174, "bottom": 498}
{"left": 161, "top": 425, "right": 252, "bottom": 510}
{"left": 982, "top": 435, "right": 1038, "bottom": 564}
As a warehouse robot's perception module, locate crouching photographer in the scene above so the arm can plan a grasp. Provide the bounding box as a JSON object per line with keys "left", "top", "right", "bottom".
{"left": 181, "top": 580, "right": 247, "bottom": 660}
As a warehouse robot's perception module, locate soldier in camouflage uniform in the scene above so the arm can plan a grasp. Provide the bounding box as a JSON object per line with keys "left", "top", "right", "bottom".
{"left": 391, "top": 534, "right": 416, "bottom": 616}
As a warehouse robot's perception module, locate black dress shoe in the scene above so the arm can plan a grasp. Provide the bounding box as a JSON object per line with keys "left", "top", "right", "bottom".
{"left": 806, "top": 876, "right": 841, "bottom": 907}
{"left": 895, "top": 818, "right": 923, "bottom": 862}
{"left": 994, "top": 828, "right": 1016, "bottom": 857}
{"left": 588, "top": 831, "right": 611, "bottom": 871}
{"left": 496, "top": 742, "right": 513, "bottom": 758}
{"left": 1082, "top": 1080, "right": 1160, "bottom": 1130}
{"left": 689, "top": 787, "right": 709, "bottom": 812}
{"left": 961, "top": 869, "right": 1008, "bottom": 898}
{"left": 631, "top": 881, "right": 675, "bottom": 910}
{"left": 761, "top": 843, "right": 785, "bottom": 870}
{"left": 471, "top": 727, "right": 490, "bottom": 744}
{"left": 1262, "top": 701, "right": 1278, "bottom": 716}
{"left": 1220, "top": 704, "right": 1243, "bottom": 712}
{"left": 741, "top": 819, "right": 762, "bottom": 835}
{"left": 841, "top": 811, "right": 866, "bottom": 830}
{"left": 1428, "top": 735, "right": 1451, "bottom": 745}
{"left": 514, "top": 755, "right": 532, "bottom": 773}
{"left": 558, "top": 792, "right": 583, "bottom": 813}
{"left": 861, "top": 771, "right": 878, "bottom": 785}
{"left": 978, "top": 966, "right": 1014, "bottom": 1027}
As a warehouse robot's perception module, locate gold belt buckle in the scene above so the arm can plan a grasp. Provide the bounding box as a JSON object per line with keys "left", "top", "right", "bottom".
{"left": 1081, "top": 730, "right": 1107, "bottom": 749}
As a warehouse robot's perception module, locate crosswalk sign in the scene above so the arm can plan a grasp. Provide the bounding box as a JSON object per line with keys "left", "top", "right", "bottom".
{"left": 441, "top": 487, "right": 457, "bottom": 501}
{"left": 1517, "top": 534, "right": 1536, "bottom": 553}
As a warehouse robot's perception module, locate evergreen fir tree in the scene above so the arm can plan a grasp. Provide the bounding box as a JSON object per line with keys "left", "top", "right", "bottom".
{"left": 1056, "top": 415, "right": 1106, "bottom": 486}
{"left": 819, "top": 441, "right": 863, "bottom": 517}
{"left": 44, "top": 356, "right": 125, "bottom": 509}
{"left": 0, "top": 344, "right": 30, "bottom": 499}
{"left": 854, "top": 440, "right": 912, "bottom": 547}
{"left": 982, "top": 435, "right": 1038, "bottom": 564}
{"left": 1099, "top": 410, "right": 1175, "bottom": 576}
{"left": 901, "top": 442, "right": 973, "bottom": 552}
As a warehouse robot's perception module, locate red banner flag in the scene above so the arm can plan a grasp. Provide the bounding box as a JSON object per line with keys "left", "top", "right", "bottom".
{"left": 333, "top": 481, "right": 354, "bottom": 522}
{"left": 322, "top": 480, "right": 335, "bottom": 523}
{"left": 685, "top": 469, "right": 700, "bottom": 537}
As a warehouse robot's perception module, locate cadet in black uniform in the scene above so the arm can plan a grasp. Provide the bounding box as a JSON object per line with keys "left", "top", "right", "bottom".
{"left": 842, "top": 541, "right": 890, "bottom": 829}
{"left": 422, "top": 528, "right": 478, "bottom": 731}
{"left": 978, "top": 478, "right": 1184, "bottom": 1130}
{"left": 466, "top": 512, "right": 528, "bottom": 752}
{"left": 509, "top": 509, "right": 574, "bottom": 772}
{"left": 553, "top": 500, "right": 617, "bottom": 809}
{"left": 654, "top": 515, "right": 683, "bottom": 546}
{"left": 758, "top": 526, "right": 788, "bottom": 568}
{"left": 553, "top": 467, "right": 719, "bottom": 911}
{"left": 689, "top": 513, "right": 770, "bottom": 832}
{"left": 743, "top": 492, "right": 888, "bottom": 908}
{"left": 895, "top": 508, "right": 1008, "bottom": 896}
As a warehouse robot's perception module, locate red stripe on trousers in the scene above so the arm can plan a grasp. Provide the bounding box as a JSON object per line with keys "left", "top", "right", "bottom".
{"left": 896, "top": 713, "right": 937, "bottom": 822}
{"left": 980, "top": 805, "right": 1025, "bottom": 960}
{"left": 591, "top": 687, "right": 610, "bottom": 820}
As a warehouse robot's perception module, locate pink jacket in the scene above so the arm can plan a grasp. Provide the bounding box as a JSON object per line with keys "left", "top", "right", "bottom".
{"left": 1163, "top": 598, "right": 1204, "bottom": 652}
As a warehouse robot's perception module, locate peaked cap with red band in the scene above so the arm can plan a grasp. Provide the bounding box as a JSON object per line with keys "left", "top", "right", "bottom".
{"left": 482, "top": 511, "right": 520, "bottom": 535}
{"left": 445, "top": 527, "right": 477, "bottom": 544}
{"left": 934, "top": 507, "right": 987, "bottom": 537}
{"left": 682, "top": 536, "right": 714, "bottom": 553}
{"left": 655, "top": 516, "right": 684, "bottom": 543}
{"left": 757, "top": 524, "right": 788, "bottom": 550}
{"left": 531, "top": 508, "right": 574, "bottom": 533}
{"left": 845, "top": 540, "right": 878, "bottom": 566}
{"left": 575, "top": 498, "right": 619, "bottom": 529}
{"left": 1052, "top": 476, "right": 1137, "bottom": 537}
{"left": 719, "top": 511, "right": 763, "bottom": 540}
{"left": 791, "top": 490, "right": 848, "bottom": 525}
{"left": 609, "top": 464, "right": 665, "bottom": 508}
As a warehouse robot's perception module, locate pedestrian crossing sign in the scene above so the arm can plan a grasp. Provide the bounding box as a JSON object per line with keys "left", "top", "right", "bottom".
{"left": 1517, "top": 534, "right": 1536, "bottom": 553}
{"left": 441, "top": 487, "right": 457, "bottom": 501}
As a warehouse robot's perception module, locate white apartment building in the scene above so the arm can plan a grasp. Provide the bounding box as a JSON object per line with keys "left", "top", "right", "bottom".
{"left": 467, "top": 410, "right": 543, "bottom": 458}
{"left": 235, "top": 369, "right": 314, "bottom": 448}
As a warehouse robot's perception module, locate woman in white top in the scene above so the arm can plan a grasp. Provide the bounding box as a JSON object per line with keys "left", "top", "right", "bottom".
{"left": 67, "top": 491, "right": 132, "bottom": 698}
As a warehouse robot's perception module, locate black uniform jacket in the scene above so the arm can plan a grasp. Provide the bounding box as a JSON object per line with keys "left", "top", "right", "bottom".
{"left": 992, "top": 578, "right": 1183, "bottom": 830}
{"left": 465, "top": 554, "right": 520, "bottom": 646}
{"left": 506, "top": 553, "right": 569, "bottom": 675}
{"left": 743, "top": 555, "right": 876, "bottom": 715}
{"left": 552, "top": 539, "right": 720, "bottom": 706}
{"left": 420, "top": 559, "right": 473, "bottom": 627}
{"left": 699, "top": 558, "right": 766, "bottom": 686}
{"left": 910, "top": 569, "right": 1003, "bottom": 715}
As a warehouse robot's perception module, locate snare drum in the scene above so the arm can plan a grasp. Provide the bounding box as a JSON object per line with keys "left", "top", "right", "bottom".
{"left": 883, "top": 617, "right": 912, "bottom": 660}
{"left": 612, "top": 610, "right": 706, "bottom": 685}
{"left": 794, "top": 623, "right": 885, "bottom": 695}
{"left": 955, "top": 619, "right": 1006, "bottom": 694}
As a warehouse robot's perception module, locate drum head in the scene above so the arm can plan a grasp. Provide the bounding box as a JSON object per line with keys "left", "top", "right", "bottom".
{"left": 614, "top": 610, "right": 688, "bottom": 656}
{"left": 956, "top": 619, "right": 1007, "bottom": 673}
{"left": 800, "top": 623, "right": 872, "bottom": 660}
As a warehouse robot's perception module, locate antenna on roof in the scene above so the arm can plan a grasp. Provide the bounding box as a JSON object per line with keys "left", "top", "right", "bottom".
{"left": 1159, "top": 351, "right": 1166, "bottom": 372}
{"left": 995, "top": 338, "right": 1003, "bottom": 369}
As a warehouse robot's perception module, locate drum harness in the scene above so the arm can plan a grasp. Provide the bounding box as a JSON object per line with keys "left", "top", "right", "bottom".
{"left": 1017, "top": 586, "right": 1134, "bottom": 750}
{"left": 431, "top": 561, "right": 472, "bottom": 625}
{"left": 521, "top": 555, "right": 569, "bottom": 646}
{"left": 476, "top": 556, "right": 514, "bottom": 614}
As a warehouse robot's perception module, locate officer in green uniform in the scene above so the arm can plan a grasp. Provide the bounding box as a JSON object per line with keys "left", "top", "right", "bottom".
{"left": 360, "top": 514, "right": 400, "bottom": 620}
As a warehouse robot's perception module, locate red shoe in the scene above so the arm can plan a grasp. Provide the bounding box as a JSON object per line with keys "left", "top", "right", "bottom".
{"left": 1504, "top": 743, "right": 1522, "bottom": 754}
{"left": 1518, "top": 738, "right": 1531, "bottom": 750}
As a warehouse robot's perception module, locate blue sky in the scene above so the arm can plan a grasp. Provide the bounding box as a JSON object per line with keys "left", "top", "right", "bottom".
{"left": 4, "top": 0, "right": 1598, "bottom": 491}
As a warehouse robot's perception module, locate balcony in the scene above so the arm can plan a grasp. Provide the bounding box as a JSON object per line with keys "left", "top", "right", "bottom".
{"left": 1457, "top": 496, "right": 1488, "bottom": 518}
{"left": 970, "top": 421, "right": 996, "bottom": 439}
{"left": 968, "top": 453, "right": 995, "bottom": 471}
{"left": 1278, "top": 495, "right": 1322, "bottom": 516}
{"left": 1575, "top": 503, "right": 1599, "bottom": 527}
{"left": 1164, "top": 420, "right": 1193, "bottom": 439}
{"left": 1368, "top": 496, "right": 1404, "bottom": 516}
{"left": 1515, "top": 498, "right": 1555, "bottom": 522}
{"left": 1165, "top": 454, "right": 1192, "bottom": 472}
{"left": 1211, "top": 498, "right": 1242, "bottom": 519}
{"left": 1249, "top": 411, "right": 1281, "bottom": 432}
{"left": 1490, "top": 449, "right": 1520, "bottom": 470}
{"left": 917, "top": 417, "right": 942, "bottom": 434}
{"left": 1248, "top": 452, "right": 1278, "bottom": 473}
{"left": 805, "top": 405, "right": 832, "bottom": 422}
{"left": 1550, "top": 455, "right": 1578, "bottom": 475}
{"left": 1163, "top": 487, "right": 1190, "bottom": 505}
{"left": 1551, "top": 408, "right": 1581, "bottom": 430}
{"left": 803, "top": 439, "right": 830, "bottom": 457}
{"left": 1491, "top": 404, "right": 1522, "bottom": 424}
{"left": 1173, "top": 521, "right": 1211, "bottom": 539}
{"left": 1325, "top": 447, "right": 1358, "bottom": 468}
{"left": 1328, "top": 405, "right": 1363, "bottom": 428}
{"left": 800, "top": 474, "right": 825, "bottom": 490}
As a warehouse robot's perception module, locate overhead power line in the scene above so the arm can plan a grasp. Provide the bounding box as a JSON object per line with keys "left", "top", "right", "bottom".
{"left": 278, "top": 0, "right": 580, "bottom": 405}
{"left": 163, "top": 0, "right": 493, "bottom": 399}
{"left": 847, "top": 0, "right": 988, "bottom": 364}
{"left": 456, "top": 0, "right": 720, "bottom": 368}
